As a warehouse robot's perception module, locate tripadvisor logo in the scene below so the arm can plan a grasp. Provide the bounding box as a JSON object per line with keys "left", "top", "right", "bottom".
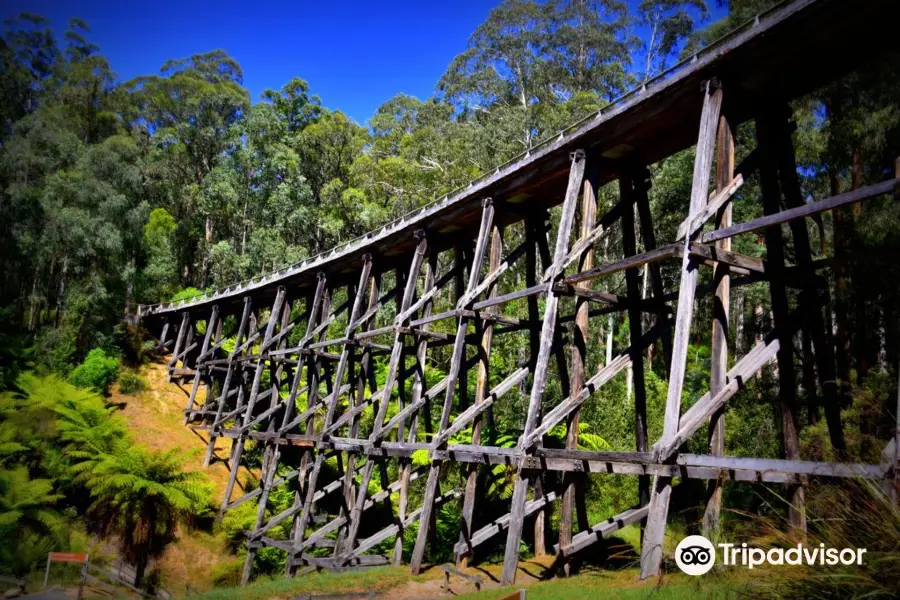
{"left": 675, "top": 535, "right": 716, "bottom": 575}
{"left": 675, "top": 534, "right": 868, "bottom": 576}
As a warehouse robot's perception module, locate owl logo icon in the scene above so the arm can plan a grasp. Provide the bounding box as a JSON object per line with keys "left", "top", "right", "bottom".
{"left": 675, "top": 535, "right": 716, "bottom": 575}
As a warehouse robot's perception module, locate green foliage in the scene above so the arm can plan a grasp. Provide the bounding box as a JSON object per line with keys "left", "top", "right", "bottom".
{"left": 142, "top": 208, "right": 179, "bottom": 301}
{"left": 0, "top": 372, "right": 212, "bottom": 580}
{"left": 0, "top": 310, "right": 33, "bottom": 391}
{"left": 210, "top": 558, "right": 243, "bottom": 587}
{"left": 190, "top": 567, "right": 412, "bottom": 600}
{"left": 219, "top": 500, "right": 257, "bottom": 552}
{"left": 0, "top": 466, "right": 65, "bottom": 575}
{"left": 68, "top": 347, "right": 120, "bottom": 394}
{"left": 755, "top": 481, "right": 900, "bottom": 600}
{"left": 171, "top": 287, "right": 206, "bottom": 303}
{"left": 81, "top": 445, "right": 211, "bottom": 585}
{"left": 118, "top": 368, "right": 147, "bottom": 395}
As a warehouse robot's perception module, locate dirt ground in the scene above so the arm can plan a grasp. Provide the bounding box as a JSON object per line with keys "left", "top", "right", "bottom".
{"left": 110, "top": 361, "right": 257, "bottom": 591}
{"left": 112, "top": 360, "right": 257, "bottom": 504}
{"left": 380, "top": 558, "right": 554, "bottom": 599}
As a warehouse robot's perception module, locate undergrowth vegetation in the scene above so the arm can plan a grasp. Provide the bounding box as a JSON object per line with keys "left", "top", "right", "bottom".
{"left": 0, "top": 370, "right": 213, "bottom": 586}
{"left": 68, "top": 348, "right": 120, "bottom": 394}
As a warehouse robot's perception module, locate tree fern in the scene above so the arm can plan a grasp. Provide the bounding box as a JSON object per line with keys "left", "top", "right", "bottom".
{"left": 81, "top": 443, "right": 212, "bottom": 586}
{"left": 0, "top": 466, "right": 65, "bottom": 569}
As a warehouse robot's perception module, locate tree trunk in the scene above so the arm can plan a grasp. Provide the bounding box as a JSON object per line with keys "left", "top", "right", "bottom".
{"left": 831, "top": 172, "right": 853, "bottom": 406}
{"left": 134, "top": 555, "right": 147, "bottom": 589}
{"left": 28, "top": 266, "right": 41, "bottom": 332}
{"left": 124, "top": 254, "right": 135, "bottom": 315}
{"left": 201, "top": 215, "right": 213, "bottom": 288}
{"left": 55, "top": 257, "right": 68, "bottom": 328}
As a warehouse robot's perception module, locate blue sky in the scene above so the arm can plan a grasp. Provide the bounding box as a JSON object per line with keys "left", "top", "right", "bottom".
{"left": 3, "top": 0, "right": 725, "bottom": 125}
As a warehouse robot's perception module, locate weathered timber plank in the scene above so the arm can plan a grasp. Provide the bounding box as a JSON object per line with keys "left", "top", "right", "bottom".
{"left": 564, "top": 243, "right": 682, "bottom": 285}
{"left": 555, "top": 506, "right": 649, "bottom": 557}
{"left": 502, "top": 150, "right": 585, "bottom": 585}
{"left": 411, "top": 201, "right": 495, "bottom": 574}
{"left": 700, "top": 178, "right": 899, "bottom": 245}
{"left": 676, "top": 174, "right": 744, "bottom": 240}
{"left": 455, "top": 492, "right": 558, "bottom": 557}
{"left": 641, "top": 81, "right": 721, "bottom": 580}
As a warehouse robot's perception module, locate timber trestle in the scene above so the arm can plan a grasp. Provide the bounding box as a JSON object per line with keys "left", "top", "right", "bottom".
{"left": 135, "top": 0, "right": 899, "bottom": 585}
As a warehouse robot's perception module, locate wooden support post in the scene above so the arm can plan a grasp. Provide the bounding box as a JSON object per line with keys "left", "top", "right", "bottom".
{"left": 286, "top": 275, "right": 329, "bottom": 576}
{"left": 455, "top": 243, "right": 469, "bottom": 413}
{"left": 398, "top": 252, "right": 438, "bottom": 564}
{"left": 634, "top": 172, "right": 672, "bottom": 376}
{"left": 330, "top": 273, "right": 374, "bottom": 558}
{"left": 641, "top": 81, "right": 721, "bottom": 580}
{"left": 458, "top": 223, "right": 503, "bottom": 567}
{"left": 242, "top": 442, "right": 281, "bottom": 584}
{"left": 185, "top": 305, "right": 220, "bottom": 422}
{"left": 206, "top": 297, "right": 252, "bottom": 468}
{"left": 270, "top": 298, "right": 293, "bottom": 428}
{"left": 757, "top": 113, "right": 805, "bottom": 536}
{"left": 223, "top": 289, "right": 286, "bottom": 521}
{"left": 621, "top": 172, "right": 650, "bottom": 513}
{"left": 377, "top": 271, "right": 406, "bottom": 565}
{"left": 297, "top": 259, "right": 372, "bottom": 567}
{"left": 342, "top": 234, "right": 429, "bottom": 568}
{"left": 158, "top": 320, "right": 170, "bottom": 352}
{"left": 524, "top": 210, "right": 549, "bottom": 559}
{"left": 770, "top": 109, "right": 846, "bottom": 459}
{"left": 411, "top": 203, "right": 495, "bottom": 573}
{"left": 502, "top": 151, "right": 585, "bottom": 585}
{"left": 394, "top": 268, "right": 408, "bottom": 447}
{"left": 703, "top": 113, "right": 734, "bottom": 538}
{"left": 240, "top": 287, "right": 288, "bottom": 584}
{"left": 529, "top": 209, "right": 565, "bottom": 560}
{"left": 560, "top": 162, "right": 597, "bottom": 576}
{"left": 167, "top": 312, "right": 190, "bottom": 382}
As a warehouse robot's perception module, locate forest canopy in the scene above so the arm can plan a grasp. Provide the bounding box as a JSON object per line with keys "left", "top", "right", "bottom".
{"left": 0, "top": 0, "right": 726, "bottom": 369}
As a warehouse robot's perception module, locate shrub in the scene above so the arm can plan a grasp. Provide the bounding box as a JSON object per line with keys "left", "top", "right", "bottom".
{"left": 210, "top": 558, "right": 243, "bottom": 587}
{"left": 118, "top": 369, "right": 147, "bottom": 395}
{"left": 68, "top": 348, "right": 120, "bottom": 394}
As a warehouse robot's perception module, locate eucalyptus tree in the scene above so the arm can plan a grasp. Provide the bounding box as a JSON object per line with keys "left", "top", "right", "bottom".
{"left": 636, "top": 0, "right": 708, "bottom": 80}
{"left": 0, "top": 14, "right": 59, "bottom": 142}
{"left": 439, "top": 0, "right": 553, "bottom": 153}
{"left": 547, "top": 0, "right": 635, "bottom": 100}
{"left": 126, "top": 50, "right": 250, "bottom": 287}
{"left": 439, "top": 0, "right": 634, "bottom": 159}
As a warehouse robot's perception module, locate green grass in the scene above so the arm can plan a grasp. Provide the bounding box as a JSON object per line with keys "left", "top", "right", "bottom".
{"left": 189, "top": 566, "right": 417, "bottom": 600}
{"left": 453, "top": 569, "right": 745, "bottom": 600}
{"left": 191, "top": 564, "right": 747, "bottom": 600}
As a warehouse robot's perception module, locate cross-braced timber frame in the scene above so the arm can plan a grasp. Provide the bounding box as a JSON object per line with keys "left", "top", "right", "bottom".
{"left": 134, "top": 0, "right": 900, "bottom": 585}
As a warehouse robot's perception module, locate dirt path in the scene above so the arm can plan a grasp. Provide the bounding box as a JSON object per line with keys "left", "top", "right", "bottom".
{"left": 380, "top": 559, "right": 553, "bottom": 600}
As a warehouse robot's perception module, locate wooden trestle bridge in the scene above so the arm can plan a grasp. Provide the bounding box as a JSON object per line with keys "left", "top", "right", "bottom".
{"left": 134, "top": 0, "right": 900, "bottom": 585}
